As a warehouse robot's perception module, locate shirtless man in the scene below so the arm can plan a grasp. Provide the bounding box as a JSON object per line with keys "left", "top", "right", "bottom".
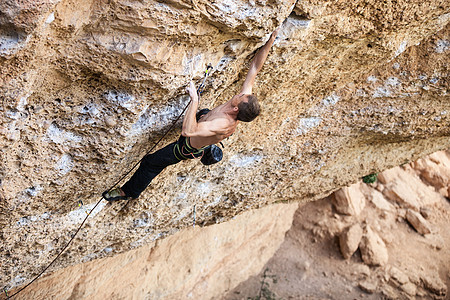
{"left": 103, "top": 28, "right": 279, "bottom": 201}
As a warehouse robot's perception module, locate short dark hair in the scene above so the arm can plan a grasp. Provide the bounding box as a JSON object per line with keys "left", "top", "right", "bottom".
{"left": 237, "top": 94, "right": 260, "bottom": 122}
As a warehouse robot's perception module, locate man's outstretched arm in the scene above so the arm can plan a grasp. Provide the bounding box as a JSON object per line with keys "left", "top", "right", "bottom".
{"left": 240, "top": 27, "right": 280, "bottom": 95}
{"left": 182, "top": 81, "right": 200, "bottom": 137}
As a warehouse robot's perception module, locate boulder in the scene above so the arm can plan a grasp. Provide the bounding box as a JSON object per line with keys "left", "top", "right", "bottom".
{"left": 365, "top": 186, "right": 395, "bottom": 212}
{"left": 421, "top": 273, "right": 447, "bottom": 296}
{"left": 332, "top": 182, "right": 366, "bottom": 216}
{"left": 383, "top": 182, "right": 421, "bottom": 209}
{"left": 401, "top": 282, "right": 417, "bottom": 296}
{"left": 381, "top": 166, "right": 442, "bottom": 209}
{"left": 360, "top": 226, "right": 389, "bottom": 266}
{"left": 411, "top": 151, "right": 450, "bottom": 198}
{"left": 377, "top": 168, "right": 399, "bottom": 184}
{"left": 389, "top": 266, "right": 410, "bottom": 286}
{"left": 358, "top": 280, "right": 377, "bottom": 294}
{"left": 406, "top": 209, "right": 432, "bottom": 235}
{"left": 339, "top": 223, "right": 363, "bottom": 259}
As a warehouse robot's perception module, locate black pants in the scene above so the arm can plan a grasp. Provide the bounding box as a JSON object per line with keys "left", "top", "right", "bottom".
{"left": 121, "top": 136, "right": 205, "bottom": 199}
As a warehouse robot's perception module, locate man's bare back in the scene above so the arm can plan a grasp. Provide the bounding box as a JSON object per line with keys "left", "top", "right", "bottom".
{"left": 190, "top": 102, "right": 238, "bottom": 149}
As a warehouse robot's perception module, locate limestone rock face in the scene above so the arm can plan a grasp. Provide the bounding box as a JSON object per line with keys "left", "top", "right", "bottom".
{"left": 0, "top": 0, "right": 449, "bottom": 292}
{"left": 8, "top": 202, "right": 298, "bottom": 300}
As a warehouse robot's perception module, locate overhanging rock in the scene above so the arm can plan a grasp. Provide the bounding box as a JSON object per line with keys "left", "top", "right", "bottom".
{"left": 0, "top": 0, "right": 449, "bottom": 291}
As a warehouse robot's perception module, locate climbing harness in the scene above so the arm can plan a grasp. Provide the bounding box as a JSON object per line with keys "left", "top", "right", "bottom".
{"left": 173, "top": 133, "right": 223, "bottom": 165}
{"left": 181, "top": 144, "right": 205, "bottom": 160}
{"left": 3, "top": 65, "right": 214, "bottom": 299}
{"left": 173, "top": 136, "right": 206, "bottom": 161}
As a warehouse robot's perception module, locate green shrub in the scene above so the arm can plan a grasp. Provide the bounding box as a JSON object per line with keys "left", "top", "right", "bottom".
{"left": 362, "top": 173, "right": 378, "bottom": 184}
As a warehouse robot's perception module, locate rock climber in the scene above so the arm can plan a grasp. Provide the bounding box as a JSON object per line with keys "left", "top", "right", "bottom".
{"left": 102, "top": 28, "right": 280, "bottom": 202}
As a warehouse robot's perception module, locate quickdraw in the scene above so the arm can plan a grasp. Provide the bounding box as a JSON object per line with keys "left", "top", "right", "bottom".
{"left": 197, "top": 64, "right": 213, "bottom": 95}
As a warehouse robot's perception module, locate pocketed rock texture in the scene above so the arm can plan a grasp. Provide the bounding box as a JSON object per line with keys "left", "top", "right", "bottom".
{"left": 0, "top": 0, "right": 449, "bottom": 293}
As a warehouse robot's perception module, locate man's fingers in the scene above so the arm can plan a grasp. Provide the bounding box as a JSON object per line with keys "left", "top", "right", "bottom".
{"left": 272, "top": 27, "right": 281, "bottom": 38}
{"left": 187, "top": 81, "right": 195, "bottom": 93}
{"left": 187, "top": 81, "right": 198, "bottom": 100}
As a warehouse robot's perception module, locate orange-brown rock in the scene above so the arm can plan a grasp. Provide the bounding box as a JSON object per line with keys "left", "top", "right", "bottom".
{"left": 406, "top": 209, "right": 432, "bottom": 235}
{"left": 360, "top": 226, "right": 389, "bottom": 266}
{"left": 411, "top": 151, "right": 450, "bottom": 197}
{"left": 339, "top": 223, "right": 363, "bottom": 259}
{"left": 7, "top": 203, "right": 298, "bottom": 300}
{"left": 381, "top": 167, "right": 443, "bottom": 209}
{"left": 1, "top": 0, "right": 449, "bottom": 293}
{"left": 332, "top": 182, "right": 366, "bottom": 216}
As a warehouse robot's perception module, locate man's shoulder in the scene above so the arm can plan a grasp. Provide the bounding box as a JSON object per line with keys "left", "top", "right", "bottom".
{"left": 207, "top": 116, "right": 233, "bottom": 128}
{"left": 202, "top": 111, "right": 231, "bottom": 123}
{"left": 198, "top": 115, "right": 235, "bottom": 133}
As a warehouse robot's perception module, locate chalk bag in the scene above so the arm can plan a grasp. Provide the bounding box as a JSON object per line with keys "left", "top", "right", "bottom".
{"left": 201, "top": 144, "right": 223, "bottom": 165}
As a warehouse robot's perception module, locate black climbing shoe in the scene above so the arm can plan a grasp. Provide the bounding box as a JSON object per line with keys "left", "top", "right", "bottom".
{"left": 102, "top": 188, "right": 131, "bottom": 202}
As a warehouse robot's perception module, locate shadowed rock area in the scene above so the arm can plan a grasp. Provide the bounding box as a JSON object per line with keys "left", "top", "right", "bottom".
{"left": 5, "top": 203, "right": 298, "bottom": 299}
{"left": 0, "top": 0, "right": 449, "bottom": 295}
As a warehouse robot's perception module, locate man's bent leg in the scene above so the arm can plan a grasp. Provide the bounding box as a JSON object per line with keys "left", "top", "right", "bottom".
{"left": 121, "top": 141, "right": 180, "bottom": 199}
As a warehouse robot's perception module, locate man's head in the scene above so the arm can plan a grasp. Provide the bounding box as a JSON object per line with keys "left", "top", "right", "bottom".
{"left": 234, "top": 94, "right": 260, "bottom": 122}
